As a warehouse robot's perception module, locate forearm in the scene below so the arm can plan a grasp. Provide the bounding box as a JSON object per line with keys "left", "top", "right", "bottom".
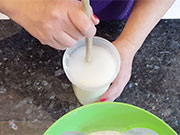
{"left": 116, "top": 0, "right": 175, "bottom": 54}
{"left": 0, "top": 0, "right": 11, "bottom": 15}
{"left": 0, "top": 0, "right": 6, "bottom": 13}
{"left": 0, "top": 0, "right": 19, "bottom": 18}
{"left": 0, "top": 0, "right": 10, "bottom": 13}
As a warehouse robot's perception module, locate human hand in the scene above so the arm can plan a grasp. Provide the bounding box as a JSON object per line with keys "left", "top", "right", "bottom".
{"left": 99, "top": 39, "right": 136, "bottom": 102}
{"left": 2, "top": 0, "right": 99, "bottom": 50}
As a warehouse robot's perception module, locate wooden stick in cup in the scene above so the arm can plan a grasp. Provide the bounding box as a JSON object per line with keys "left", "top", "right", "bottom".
{"left": 82, "top": 0, "right": 93, "bottom": 62}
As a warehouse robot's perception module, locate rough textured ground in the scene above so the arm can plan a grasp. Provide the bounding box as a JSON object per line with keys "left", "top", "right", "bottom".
{"left": 0, "top": 20, "right": 180, "bottom": 134}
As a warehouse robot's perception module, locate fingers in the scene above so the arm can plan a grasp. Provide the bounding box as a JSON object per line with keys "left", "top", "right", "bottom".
{"left": 69, "top": 8, "right": 96, "bottom": 38}
{"left": 40, "top": 34, "right": 67, "bottom": 50}
{"left": 99, "top": 67, "right": 132, "bottom": 102}
{"left": 53, "top": 31, "right": 77, "bottom": 48}
{"left": 88, "top": 6, "right": 100, "bottom": 25}
{"left": 91, "top": 14, "right": 100, "bottom": 25}
{"left": 100, "top": 84, "right": 123, "bottom": 102}
{"left": 50, "top": 40, "right": 67, "bottom": 50}
{"left": 39, "top": 27, "right": 77, "bottom": 50}
{"left": 49, "top": 19, "right": 77, "bottom": 49}
{"left": 64, "top": 13, "right": 99, "bottom": 40}
{"left": 63, "top": 15, "right": 84, "bottom": 40}
{"left": 36, "top": 0, "right": 100, "bottom": 50}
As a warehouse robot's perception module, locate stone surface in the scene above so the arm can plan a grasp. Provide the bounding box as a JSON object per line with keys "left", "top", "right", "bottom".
{"left": 0, "top": 20, "right": 22, "bottom": 40}
{"left": 0, "top": 20, "right": 180, "bottom": 134}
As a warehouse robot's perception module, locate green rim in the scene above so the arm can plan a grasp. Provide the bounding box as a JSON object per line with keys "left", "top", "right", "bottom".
{"left": 44, "top": 102, "right": 177, "bottom": 135}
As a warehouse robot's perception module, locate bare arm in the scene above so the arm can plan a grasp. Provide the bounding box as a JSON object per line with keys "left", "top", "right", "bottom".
{"left": 0, "top": 0, "right": 99, "bottom": 50}
{"left": 116, "top": 0, "right": 175, "bottom": 52}
{"left": 100, "top": 0, "right": 175, "bottom": 102}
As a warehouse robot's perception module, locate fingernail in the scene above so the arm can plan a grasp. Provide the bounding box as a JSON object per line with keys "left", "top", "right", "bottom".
{"left": 100, "top": 98, "right": 107, "bottom": 102}
{"left": 93, "top": 14, "right": 99, "bottom": 20}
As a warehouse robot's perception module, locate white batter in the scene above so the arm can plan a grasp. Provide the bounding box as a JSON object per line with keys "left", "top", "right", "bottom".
{"left": 88, "top": 128, "right": 158, "bottom": 135}
{"left": 89, "top": 131, "right": 121, "bottom": 135}
{"left": 68, "top": 45, "right": 116, "bottom": 88}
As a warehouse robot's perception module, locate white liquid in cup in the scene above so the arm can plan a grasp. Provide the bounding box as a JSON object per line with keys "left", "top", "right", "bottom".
{"left": 63, "top": 37, "right": 120, "bottom": 105}
{"left": 70, "top": 46, "right": 116, "bottom": 104}
{"left": 69, "top": 46, "right": 116, "bottom": 88}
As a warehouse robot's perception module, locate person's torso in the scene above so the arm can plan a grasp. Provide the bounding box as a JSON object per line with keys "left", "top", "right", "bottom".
{"left": 90, "top": 0, "right": 135, "bottom": 20}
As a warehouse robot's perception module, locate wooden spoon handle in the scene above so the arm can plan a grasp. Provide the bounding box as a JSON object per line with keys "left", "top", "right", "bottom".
{"left": 82, "top": 0, "right": 93, "bottom": 62}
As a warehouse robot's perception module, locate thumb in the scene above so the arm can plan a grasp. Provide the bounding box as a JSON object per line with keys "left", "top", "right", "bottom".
{"left": 99, "top": 66, "right": 132, "bottom": 102}
{"left": 100, "top": 80, "right": 124, "bottom": 102}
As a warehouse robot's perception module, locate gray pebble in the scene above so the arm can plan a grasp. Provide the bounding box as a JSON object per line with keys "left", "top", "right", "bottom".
{"left": 42, "top": 80, "right": 48, "bottom": 86}
{"left": 26, "top": 80, "right": 32, "bottom": 85}
{"left": 146, "top": 64, "right": 153, "bottom": 68}
{"left": 134, "top": 83, "right": 138, "bottom": 86}
{"left": 50, "top": 95, "right": 56, "bottom": 99}
{"left": 3, "top": 57, "right": 7, "bottom": 61}
{"left": 55, "top": 69, "right": 64, "bottom": 76}
{"left": 154, "top": 65, "right": 160, "bottom": 70}
{"left": 128, "top": 82, "right": 133, "bottom": 88}
{"left": 159, "top": 51, "right": 170, "bottom": 54}
{"left": 9, "top": 120, "right": 18, "bottom": 131}
{"left": 61, "top": 83, "right": 70, "bottom": 89}
{"left": 175, "top": 120, "right": 179, "bottom": 126}
{"left": 25, "top": 109, "right": 32, "bottom": 115}
{"left": 163, "top": 109, "right": 172, "bottom": 117}
{"left": 0, "top": 87, "right": 7, "bottom": 94}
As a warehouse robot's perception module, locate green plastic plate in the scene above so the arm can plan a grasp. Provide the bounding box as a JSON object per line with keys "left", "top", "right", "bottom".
{"left": 44, "top": 102, "right": 177, "bottom": 135}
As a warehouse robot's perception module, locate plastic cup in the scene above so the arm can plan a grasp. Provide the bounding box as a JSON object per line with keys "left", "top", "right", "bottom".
{"left": 63, "top": 36, "right": 120, "bottom": 105}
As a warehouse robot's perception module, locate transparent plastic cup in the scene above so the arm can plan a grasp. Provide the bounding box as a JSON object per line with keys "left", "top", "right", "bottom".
{"left": 63, "top": 36, "right": 121, "bottom": 105}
